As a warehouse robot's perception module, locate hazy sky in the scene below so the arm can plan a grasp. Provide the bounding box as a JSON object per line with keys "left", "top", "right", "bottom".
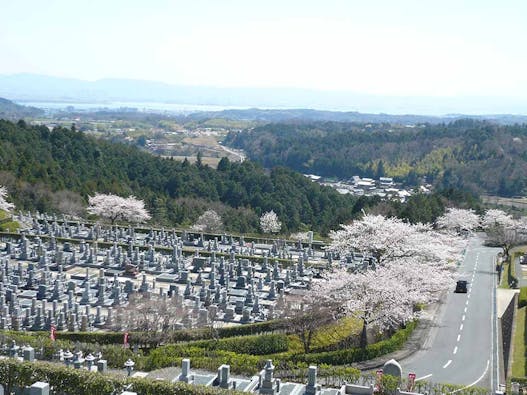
{"left": 1, "top": 0, "right": 527, "bottom": 97}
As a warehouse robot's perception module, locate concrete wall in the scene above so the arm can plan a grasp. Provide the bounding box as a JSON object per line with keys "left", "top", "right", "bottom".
{"left": 499, "top": 291, "right": 517, "bottom": 380}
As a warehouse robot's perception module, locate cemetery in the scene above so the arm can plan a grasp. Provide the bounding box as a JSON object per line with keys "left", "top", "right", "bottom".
{"left": 0, "top": 210, "right": 487, "bottom": 394}
{"left": 0, "top": 211, "right": 342, "bottom": 334}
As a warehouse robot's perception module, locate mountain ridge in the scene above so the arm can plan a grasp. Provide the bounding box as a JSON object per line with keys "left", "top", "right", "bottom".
{"left": 3, "top": 73, "right": 527, "bottom": 115}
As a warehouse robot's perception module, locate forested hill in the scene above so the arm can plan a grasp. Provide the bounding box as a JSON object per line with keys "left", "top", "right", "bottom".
{"left": 0, "top": 98, "right": 43, "bottom": 120}
{"left": 225, "top": 119, "right": 527, "bottom": 197}
{"left": 186, "top": 108, "right": 527, "bottom": 125}
{"left": 0, "top": 119, "right": 369, "bottom": 234}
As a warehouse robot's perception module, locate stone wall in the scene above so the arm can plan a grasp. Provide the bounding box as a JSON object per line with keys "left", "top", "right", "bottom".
{"left": 500, "top": 291, "right": 517, "bottom": 379}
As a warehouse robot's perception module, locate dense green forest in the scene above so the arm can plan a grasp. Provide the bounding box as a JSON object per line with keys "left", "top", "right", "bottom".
{"left": 224, "top": 119, "right": 527, "bottom": 197}
{"left": 0, "top": 119, "right": 375, "bottom": 234}
{"left": 0, "top": 120, "right": 478, "bottom": 234}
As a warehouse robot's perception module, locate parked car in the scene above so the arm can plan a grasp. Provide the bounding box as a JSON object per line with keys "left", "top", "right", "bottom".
{"left": 455, "top": 280, "right": 468, "bottom": 293}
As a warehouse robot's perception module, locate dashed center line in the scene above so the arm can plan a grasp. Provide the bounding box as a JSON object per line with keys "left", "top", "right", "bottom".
{"left": 453, "top": 346, "right": 458, "bottom": 354}
{"left": 443, "top": 360, "right": 452, "bottom": 368}
{"left": 462, "top": 315, "right": 465, "bottom": 321}
{"left": 416, "top": 374, "right": 433, "bottom": 381}
{"left": 457, "top": 334, "right": 461, "bottom": 342}
{"left": 460, "top": 324, "right": 463, "bottom": 331}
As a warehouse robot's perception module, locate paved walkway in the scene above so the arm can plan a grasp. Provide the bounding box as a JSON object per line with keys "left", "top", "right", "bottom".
{"left": 350, "top": 300, "right": 442, "bottom": 373}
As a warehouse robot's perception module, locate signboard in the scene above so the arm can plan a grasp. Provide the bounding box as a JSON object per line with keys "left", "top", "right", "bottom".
{"left": 407, "top": 373, "right": 416, "bottom": 392}
{"left": 374, "top": 369, "right": 383, "bottom": 393}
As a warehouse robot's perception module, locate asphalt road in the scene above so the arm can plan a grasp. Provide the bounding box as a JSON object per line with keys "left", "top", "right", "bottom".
{"left": 402, "top": 235, "right": 501, "bottom": 390}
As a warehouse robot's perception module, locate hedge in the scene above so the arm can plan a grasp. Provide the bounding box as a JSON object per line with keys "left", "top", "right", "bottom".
{"left": 1, "top": 319, "right": 288, "bottom": 348}
{"left": 145, "top": 346, "right": 262, "bottom": 375}
{"left": 190, "top": 334, "right": 289, "bottom": 355}
{"left": 0, "top": 358, "right": 238, "bottom": 395}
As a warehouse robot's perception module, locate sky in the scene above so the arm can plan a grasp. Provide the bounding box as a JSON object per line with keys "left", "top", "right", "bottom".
{"left": 1, "top": 0, "right": 527, "bottom": 99}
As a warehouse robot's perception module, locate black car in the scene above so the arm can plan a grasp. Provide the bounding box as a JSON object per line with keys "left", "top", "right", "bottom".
{"left": 455, "top": 280, "right": 468, "bottom": 293}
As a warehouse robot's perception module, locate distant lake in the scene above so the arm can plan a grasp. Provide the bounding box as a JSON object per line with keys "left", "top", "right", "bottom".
{"left": 17, "top": 100, "right": 250, "bottom": 114}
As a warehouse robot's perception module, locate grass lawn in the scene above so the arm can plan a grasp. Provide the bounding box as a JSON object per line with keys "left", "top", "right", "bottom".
{"left": 512, "top": 306, "right": 526, "bottom": 377}
{"left": 285, "top": 317, "right": 363, "bottom": 354}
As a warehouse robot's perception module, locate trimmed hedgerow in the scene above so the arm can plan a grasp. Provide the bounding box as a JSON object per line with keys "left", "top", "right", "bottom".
{"left": 0, "top": 358, "right": 238, "bottom": 395}
{"left": 190, "top": 334, "right": 289, "bottom": 355}
{"left": 5, "top": 319, "right": 288, "bottom": 348}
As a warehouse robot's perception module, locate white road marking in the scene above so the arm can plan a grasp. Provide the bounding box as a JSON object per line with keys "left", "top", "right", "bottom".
{"left": 460, "top": 324, "right": 463, "bottom": 331}
{"left": 449, "top": 360, "right": 489, "bottom": 394}
{"left": 416, "top": 373, "right": 433, "bottom": 381}
{"left": 457, "top": 334, "right": 461, "bottom": 342}
{"left": 462, "top": 315, "right": 465, "bottom": 321}
{"left": 464, "top": 307, "right": 467, "bottom": 313}
{"left": 443, "top": 360, "right": 452, "bottom": 368}
{"left": 466, "top": 300, "right": 469, "bottom": 306}
{"left": 453, "top": 346, "right": 458, "bottom": 354}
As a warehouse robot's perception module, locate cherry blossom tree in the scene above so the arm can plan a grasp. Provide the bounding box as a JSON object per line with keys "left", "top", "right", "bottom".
{"left": 296, "top": 260, "right": 455, "bottom": 348}
{"left": 328, "top": 214, "right": 463, "bottom": 265}
{"left": 191, "top": 209, "right": 224, "bottom": 233}
{"left": 482, "top": 209, "right": 523, "bottom": 258}
{"left": 260, "top": 210, "right": 281, "bottom": 234}
{"left": 87, "top": 193, "right": 151, "bottom": 225}
{"left": 290, "top": 231, "right": 312, "bottom": 242}
{"left": 436, "top": 208, "right": 480, "bottom": 234}
{"left": 0, "top": 186, "right": 15, "bottom": 212}
{"left": 482, "top": 209, "right": 516, "bottom": 229}
{"left": 321, "top": 214, "right": 462, "bottom": 347}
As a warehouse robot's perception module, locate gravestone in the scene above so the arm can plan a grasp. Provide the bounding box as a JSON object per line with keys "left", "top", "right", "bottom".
{"left": 218, "top": 364, "right": 231, "bottom": 389}
{"left": 178, "top": 358, "right": 193, "bottom": 383}
{"left": 383, "top": 359, "right": 402, "bottom": 381}
{"left": 305, "top": 365, "right": 321, "bottom": 395}
{"left": 259, "top": 359, "right": 276, "bottom": 395}
{"left": 29, "top": 382, "right": 49, "bottom": 395}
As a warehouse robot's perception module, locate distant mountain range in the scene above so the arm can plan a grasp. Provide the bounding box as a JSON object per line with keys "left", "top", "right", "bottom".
{"left": 184, "top": 108, "right": 527, "bottom": 125}
{"left": 2, "top": 94, "right": 527, "bottom": 125}
{"left": 2, "top": 73, "right": 527, "bottom": 116}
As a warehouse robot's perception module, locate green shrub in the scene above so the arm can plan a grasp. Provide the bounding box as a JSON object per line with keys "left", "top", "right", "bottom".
{"left": 0, "top": 359, "right": 123, "bottom": 395}
{"left": 191, "top": 334, "right": 289, "bottom": 355}
{"left": 0, "top": 320, "right": 288, "bottom": 348}
{"left": 0, "top": 220, "right": 20, "bottom": 232}
{"left": 145, "top": 345, "right": 262, "bottom": 375}
{"left": 0, "top": 358, "right": 238, "bottom": 395}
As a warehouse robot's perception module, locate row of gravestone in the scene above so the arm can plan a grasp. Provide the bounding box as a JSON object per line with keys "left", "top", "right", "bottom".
{"left": 0, "top": 234, "right": 316, "bottom": 332}
{"left": 18, "top": 211, "right": 323, "bottom": 262}
{"left": 17, "top": 211, "right": 378, "bottom": 277}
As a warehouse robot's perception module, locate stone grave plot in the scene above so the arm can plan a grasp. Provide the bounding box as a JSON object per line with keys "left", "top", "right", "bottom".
{"left": 0, "top": 233, "right": 321, "bottom": 332}
{"left": 15, "top": 211, "right": 331, "bottom": 267}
